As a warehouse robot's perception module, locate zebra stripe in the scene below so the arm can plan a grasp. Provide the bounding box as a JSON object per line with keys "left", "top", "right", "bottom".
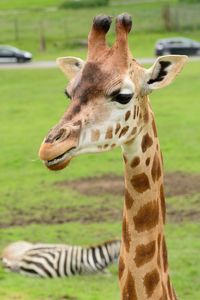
{"left": 1, "top": 240, "right": 121, "bottom": 278}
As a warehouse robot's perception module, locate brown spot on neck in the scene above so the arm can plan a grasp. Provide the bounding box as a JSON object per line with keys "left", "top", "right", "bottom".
{"left": 130, "top": 156, "right": 140, "bottom": 168}
{"left": 122, "top": 271, "right": 138, "bottom": 300}
{"left": 141, "top": 133, "right": 153, "bottom": 153}
{"left": 157, "top": 233, "right": 161, "bottom": 269}
{"left": 131, "top": 172, "right": 150, "bottom": 193}
{"left": 160, "top": 184, "right": 166, "bottom": 223}
{"left": 134, "top": 240, "right": 156, "bottom": 267}
{"left": 133, "top": 201, "right": 159, "bottom": 232}
{"left": 145, "top": 157, "right": 151, "bottom": 166}
{"left": 151, "top": 152, "right": 162, "bottom": 182}
{"left": 125, "top": 188, "right": 134, "bottom": 210}
{"left": 144, "top": 268, "right": 160, "bottom": 298}
{"left": 162, "top": 237, "right": 168, "bottom": 272}
{"left": 118, "top": 256, "right": 125, "bottom": 280}
{"left": 122, "top": 217, "right": 131, "bottom": 252}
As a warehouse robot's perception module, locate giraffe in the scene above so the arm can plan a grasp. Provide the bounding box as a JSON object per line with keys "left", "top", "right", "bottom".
{"left": 39, "top": 14, "right": 187, "bottom": 300}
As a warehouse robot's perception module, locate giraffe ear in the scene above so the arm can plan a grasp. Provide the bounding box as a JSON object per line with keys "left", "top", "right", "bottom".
{"left": 144, "top": 55, "right": 188, "bottom": 93}
{"left": 56, "top": 56, "right": 85, "bottom": 79}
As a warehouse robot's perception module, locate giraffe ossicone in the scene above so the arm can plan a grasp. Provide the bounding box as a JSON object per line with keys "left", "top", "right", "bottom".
{"left": 39, "top": 13, "right": 187, "bottom": 300}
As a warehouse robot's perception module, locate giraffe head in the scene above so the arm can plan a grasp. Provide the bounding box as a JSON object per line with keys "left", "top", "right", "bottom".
{"left": 39, "top": 14, "right": 187, "bottom": 171}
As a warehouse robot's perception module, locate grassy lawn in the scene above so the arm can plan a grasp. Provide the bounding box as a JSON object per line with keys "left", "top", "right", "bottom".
{"left": 0, "top": 223, "right": 199, "bottom": 300}
{"left": 0, "top": 60, "right": 200, "bottom": 299}
{"left": 0, "top": 0, "right": 178, "bottom": 10}
{"left": 0, "top": 1, "right": 199, "bottom": 60}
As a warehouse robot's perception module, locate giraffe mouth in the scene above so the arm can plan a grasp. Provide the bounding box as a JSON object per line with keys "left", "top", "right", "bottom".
{"left": 44, "top": 147, "right": 76, "bottom": 171}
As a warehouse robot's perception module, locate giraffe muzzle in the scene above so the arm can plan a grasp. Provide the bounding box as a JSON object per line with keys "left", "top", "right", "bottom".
{"left": 38, "top": 122, "right": 82, "bottom": 171}
{"left": 44, "top": 146, "right": 76, "bottom": 171}
{"left": 38, "top": 140, "right": 78, "bottom": 171}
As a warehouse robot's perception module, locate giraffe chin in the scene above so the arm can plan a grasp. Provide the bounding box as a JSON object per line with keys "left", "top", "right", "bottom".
{"left": 45, "top": 158, "right": 71, "bottom": 171}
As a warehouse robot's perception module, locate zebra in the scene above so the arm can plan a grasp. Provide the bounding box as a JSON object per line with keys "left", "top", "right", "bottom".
{"left": 1, "top": 239, "right": 121, "bottom": 278}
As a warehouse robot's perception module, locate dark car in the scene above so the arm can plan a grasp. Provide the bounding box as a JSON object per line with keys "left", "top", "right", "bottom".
{"left": 155, "top": 37, "right": 200, "bottom": 56}
{"left": 0, "top": 45, "right": 32, "bottom": 63}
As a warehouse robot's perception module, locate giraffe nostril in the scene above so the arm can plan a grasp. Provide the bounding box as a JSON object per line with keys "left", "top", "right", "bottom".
{"left": 54, "top": 128, "right": 70, "bottom": 142}
{"left": 44, "top": 127, "right": 71, "bottom": 144}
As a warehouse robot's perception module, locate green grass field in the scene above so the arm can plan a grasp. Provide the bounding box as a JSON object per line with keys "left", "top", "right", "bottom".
{"left": 0, "top": 1, "right": 200, "bottom": 298}
{"left": 0, "top": 0, "right": 199, "bottom": 60}
{"left": 0, "top": 57, "right": 200, "bottom": 300}
{"left": 0, "top": 0, "right": 178, "bottom": 10}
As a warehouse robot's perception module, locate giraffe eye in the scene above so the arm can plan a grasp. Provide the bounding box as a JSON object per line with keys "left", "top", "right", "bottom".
{"left": 112, "top": 93, "right": 133, "bottom": 105}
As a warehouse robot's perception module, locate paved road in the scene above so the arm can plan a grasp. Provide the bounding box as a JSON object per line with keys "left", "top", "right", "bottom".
{"left": 0, "top": 57, "right": 199, "bottom": 69}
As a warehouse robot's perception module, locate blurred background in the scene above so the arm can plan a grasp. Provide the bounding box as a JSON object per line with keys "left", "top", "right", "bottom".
{"left": 0, "top": 0, "right": 200, "bottom": 300}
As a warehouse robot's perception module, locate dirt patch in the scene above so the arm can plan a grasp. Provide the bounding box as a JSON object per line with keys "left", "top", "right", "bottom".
{"left": 0, "top": 206, "right": 122, "bottom": 228}
{"left": 58, "top": 175, "right": 124, "bottom": 197}
{"left": 1, "top": 172, "right": 199, "bottom": 228}
{"left": 56, "top": 172, "right": 200, "bottom": 198}
{"left": 47, "top": 296, "right": 77, "bottom": 300}
{"left": 1, "top": 201, "right": 199, "bottom": 228}
{"left": 167, "top": 206, "right": 200, "bottom": 223}
{"left": 59, "top": 296, "right": 77, "bottom": 300}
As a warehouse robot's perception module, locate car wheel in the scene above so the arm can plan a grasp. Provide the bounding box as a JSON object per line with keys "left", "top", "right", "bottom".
{"left": 17, "top": 57, "right": 25, "bottom": 63}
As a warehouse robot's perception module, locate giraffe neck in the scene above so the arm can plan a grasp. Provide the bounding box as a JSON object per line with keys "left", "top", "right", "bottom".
{"left": 119, "top": 107, "right": 177, "bottom": 300}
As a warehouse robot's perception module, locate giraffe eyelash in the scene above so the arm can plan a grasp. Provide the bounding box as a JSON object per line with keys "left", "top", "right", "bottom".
{"left": 112, "top": 93, "right": 133, "bottom": 105}
{"left": 64, "top": 90, "right": 71, "bottom": 99}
